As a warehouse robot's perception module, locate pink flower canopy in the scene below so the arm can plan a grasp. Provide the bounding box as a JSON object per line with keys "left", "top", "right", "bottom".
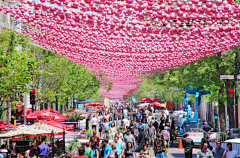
{"left": 2, "top": 0, "right": 240, "bottom": 98}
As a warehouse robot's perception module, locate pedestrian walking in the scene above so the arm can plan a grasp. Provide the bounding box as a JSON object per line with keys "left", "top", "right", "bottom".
{"left": 85, "top": 142, "right": 93, "bottom": 158}
{"left": 99, "top": 118, "right": 104, "bottom": 138}
{"left": 123, "top": 142, "right": 135, "bottom": 158}
{"left": 182, "top": 133, "right": 194, "bottom": 158}
{"left": 146, "top": 121, "right": 156, "bottom": 149}
{"left": 159, "top": 115, "right": 165, "bottom": 132}
{"left": 123, "top": 129, "right": 135, "bottom": 148}
{"left": 114, "top": 136, "right": 123, "bottom": 158}
{"left": 135, "top": 127, "right": 147, "bottom": 152}
{"left": 103, "top": 118, "right": 109, "bottom": 138}
{"left": 109, "top": 122, "right": 117, "bottom": 141}
{"left": 196, "top": 142, "right": 213, "bottom": 158}
{"left": 222, "top": 143, "right": 238, "bottom": 158}
{"left": 89, "top": 131, "right": 100, "bottom": 145}
{"left": 103, "top": 139, "right": 112, "bottom": 158}
{"left": 154, "top": 133, "right": 167, "bottom": 158}
{"left": 161, "top": 127, "right": 170, "bottom": 148}
{"left": 139, "top": 144, "right": 151, "bottom": 158}
{"left": 38, "top": 138, "right": 50, "bottom": 158}
{"left": 91, "top": 115, "right": 98, "bottom": 131}
{"left": 92, "top": 143, "right": 99, "bottom": 158}
{"left": 74, "top": 148, "right": 88, "bottom": 158}
{"left": 212, "top": 141, "right": 225, "bottom": 158}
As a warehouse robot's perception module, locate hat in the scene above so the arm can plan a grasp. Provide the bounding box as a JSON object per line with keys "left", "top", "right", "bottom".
{"left": 127, "top": 129, "right": 131, "bottom": 132}
{"left": 93, "top": 131, "right": 97, "bottom": 134}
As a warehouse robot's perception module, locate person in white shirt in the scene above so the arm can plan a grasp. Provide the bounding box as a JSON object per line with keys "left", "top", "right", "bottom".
{"left": 222, "top": 143, "right": 238, "bottom": 158}
{"left": 165, "top": 109, "right": 169, "bottom": 117}
{"left": 123, "top": 117, "right": 130, "bottom": 127}
{"left": 162, "top": 110, "right": 167, "bottom": 119}
{"left": 91, "top": 115, "right": 98, "bottom": 131}
{"left": 147, "top": 113, "right": 153, "bottom": 125}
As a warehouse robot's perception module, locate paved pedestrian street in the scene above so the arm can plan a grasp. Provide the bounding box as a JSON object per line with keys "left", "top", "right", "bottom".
{"left": 135, "top": 147, "right": 200, "bottom": 158}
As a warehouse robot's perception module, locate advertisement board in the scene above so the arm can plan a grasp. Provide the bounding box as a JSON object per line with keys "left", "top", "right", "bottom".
{"left": 78, "top": 104, "right": 84, "bottom": 110}
{"left": 188, "top": 132, "right": 204, "bottom": 145}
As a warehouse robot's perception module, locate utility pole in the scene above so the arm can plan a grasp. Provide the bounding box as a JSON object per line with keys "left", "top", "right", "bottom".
{"left": 235, "top": 51, "right": 238, "bottom": 128}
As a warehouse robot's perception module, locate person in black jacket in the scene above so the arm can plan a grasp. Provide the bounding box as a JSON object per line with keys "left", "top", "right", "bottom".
{"left": 182, "top": 133, "right": 194, "bottom": 158}
{"left": 135, "top": 127, "right": 146, "bottom": 152}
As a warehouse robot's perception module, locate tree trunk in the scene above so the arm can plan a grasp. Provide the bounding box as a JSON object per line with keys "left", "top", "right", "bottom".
{"left": 224, "top": 79, "right": 235, "bottom": 129}
{"left": 219, "top": 83, "right": 227, "bottom": 132}
{"left": 65, "top": 97, "right": 68, "bottom": 111}
{"left": 216, "top": 53, "right": 227, "bottom": 132}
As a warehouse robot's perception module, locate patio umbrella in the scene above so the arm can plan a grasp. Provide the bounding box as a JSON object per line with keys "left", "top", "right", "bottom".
{"left": 15, "top": 108, "right": 32, "bottom": 117}
{"left": 148, "top": 97, "right": 156, "bottom": 102}
{"left": 139, "top": 97, "right": 150, "bottom": 102}
{"left": 148, "top": 101, "right": 161, "bottom": 106}
{"left": 25, "top": 110, "right": 66, "bottom": 122}
{"left": 136, "top": 105, "right": 142, "bottom": 108}
{"left": 99, "top": 100, "right": 104, "bottom": 102}
{"left": 43, "top": 121, "right": 71, "bottom": 131}
{"left": 96, "top": 103, "right": 103, "bottom": 107}
{"left": 43, "top": 109, "right": 62, "bottom": 115}
{"left": 85, "top": 102, "right": 97, "bottom": 106}
{"left": 0, "top": 120, "right": 17, "bottom": 131}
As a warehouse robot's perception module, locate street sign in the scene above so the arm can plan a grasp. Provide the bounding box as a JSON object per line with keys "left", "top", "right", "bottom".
{"left": 220, "top": 75, "right": 240, "bottom": 80}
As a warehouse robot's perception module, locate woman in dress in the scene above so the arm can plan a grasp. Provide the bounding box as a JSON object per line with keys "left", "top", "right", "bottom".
{"left": 139, "top": 144, "right": 151, "bottom": 158}
{"left": 109, "top": 117, "right": 114, "bottom": 128}
{"left": 99, "top": 118, "right": 104, "bottom": 138}
{"left": 103, "top": 118, "right": 109, "bottom": 138}
{"left": 123, "top": 142, "right": 135, "bottom": 158}
{"left": 109, "top": 122, "right": 117, "bottom": 141}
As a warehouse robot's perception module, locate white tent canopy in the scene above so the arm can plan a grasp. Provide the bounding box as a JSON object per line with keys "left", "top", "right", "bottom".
{"left": 0, "top": 122, "right": 63, "bottom": 138}
{"left": 224, "top": 138, "right": 240, "bottom": 143}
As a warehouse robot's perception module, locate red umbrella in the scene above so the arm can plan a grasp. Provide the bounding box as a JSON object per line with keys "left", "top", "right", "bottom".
{"left": 43, "top": 121, "right": 71, "bottom": 131}
{"left": 148, "top": 101, "right": 161, "bottom": 106}
{"left": 99, "top": 100, "right": 104, "bottom": 102}
{"left": 96, "top": 103, "right": 103, "bottom": 107}
{"left": 43, "top": 109, "right": 62, "bottom": 115}
{"left": 85, "top": 102, "right": 97, "bottom": 106}
{"left": 25, "top": 110, "right": 66, "bottom": 122}
{"left": 139, "top": 97, "right": 150, "bottom": 102}
{"left": 0, "top": 120, "right": 17, "bottom": 131}
{"left": 148, "top": 97, "right": 156, "bottom": 102}
{"left": 15, "top": 108, "right": 32, "bottom": 117}
{"left": 123, "top": 101, "right": 128, "bottom": 103}
{"left": 136, "top": 105, "right": 142, "bottom": 108}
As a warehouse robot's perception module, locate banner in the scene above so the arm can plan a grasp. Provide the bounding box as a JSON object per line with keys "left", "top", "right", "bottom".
{"left": 78, "top": 104, "right": 84, "bottom": 110}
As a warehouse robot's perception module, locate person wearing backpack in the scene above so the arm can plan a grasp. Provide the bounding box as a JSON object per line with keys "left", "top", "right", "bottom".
{"left": 154, "top": 133, "right": 167, "bottom": 158}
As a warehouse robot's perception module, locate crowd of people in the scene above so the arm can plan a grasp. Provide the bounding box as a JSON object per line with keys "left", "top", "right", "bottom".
{"left": 1, "top": 104, "right": 240, "bottom": 158}
{"left": 84, "top": 105, "right": 173, "bottom": 158}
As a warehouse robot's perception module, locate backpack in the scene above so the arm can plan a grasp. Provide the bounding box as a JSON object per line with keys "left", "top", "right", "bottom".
{"left": 155, "top": 139, "right": 164, "bottom": 153}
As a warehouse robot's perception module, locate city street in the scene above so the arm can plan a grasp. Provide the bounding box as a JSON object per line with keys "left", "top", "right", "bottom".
{"left": 135, "top": 139, "right": 200, "bottom": 158}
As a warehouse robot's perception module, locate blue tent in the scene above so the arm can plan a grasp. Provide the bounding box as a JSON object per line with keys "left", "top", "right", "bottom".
{"left": 76, "top": 100, "right": 88, "bottom": 104}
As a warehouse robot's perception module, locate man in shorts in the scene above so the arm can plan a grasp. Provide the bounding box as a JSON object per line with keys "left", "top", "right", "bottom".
{"left": 146, "top": 121, "right": 156, "bottom": 149}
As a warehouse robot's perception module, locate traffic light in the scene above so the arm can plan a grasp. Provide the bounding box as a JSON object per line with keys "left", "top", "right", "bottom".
{"left": 30, "top": 89, "right": 35, "bottom": 105}
{"left": 228, "top": 88, "right": 234, "bottom": 104}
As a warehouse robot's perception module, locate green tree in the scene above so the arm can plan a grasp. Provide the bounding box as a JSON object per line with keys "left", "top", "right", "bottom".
{"left": 145, "top": 48, "right": 240, "bottom": 132}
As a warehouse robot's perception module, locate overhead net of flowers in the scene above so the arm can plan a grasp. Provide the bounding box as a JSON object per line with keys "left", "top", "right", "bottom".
{"left": 2, "top": 0, "right": 240, "bottom": 98}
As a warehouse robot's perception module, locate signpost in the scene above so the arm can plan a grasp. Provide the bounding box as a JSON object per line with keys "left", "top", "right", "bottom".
{"left": 220, "top": 75, "right": 240, "bottom": 80}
